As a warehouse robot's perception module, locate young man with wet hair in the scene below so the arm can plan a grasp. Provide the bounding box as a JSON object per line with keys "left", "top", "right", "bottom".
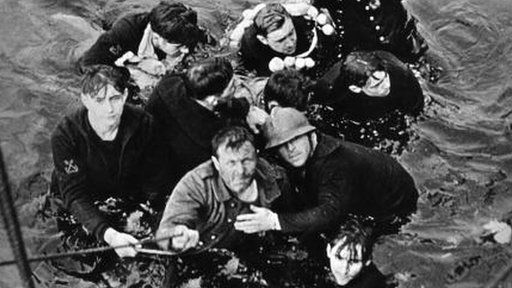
{"left": 145, "top": 57, "right": 251, "bottom": 189}
{"left": 326, "top": 217, "right": 387, "bottom": 287}
{"left": 50, "top": 65, "right": 169, "bottom": 258}
{"left": 264, "top": 69, "right": 313, "bottom": 112}
{"left": 316, "top": 50, "right": 424, "bottom": 120}
{"left": 235, "top": 107, "right": 418, "bottom": 238}
{"left": 80, "top": 1, "right": 205, "bottom": 74}
{"left": 238, "top": 3, "right": 337, "bottom": 77}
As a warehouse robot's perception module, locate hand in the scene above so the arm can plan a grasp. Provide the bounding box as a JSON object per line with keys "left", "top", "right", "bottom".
{"left": 169, "top": 225, "right": 200, "bottom": 252}
{"left": 246, "top": 106, "right": 270, "bottom": 134}
{"left": 103, "top": 228, "right": 140, "bottom": 258}
{"left": 234, "top": 205, "right": 280, "bottom": 234}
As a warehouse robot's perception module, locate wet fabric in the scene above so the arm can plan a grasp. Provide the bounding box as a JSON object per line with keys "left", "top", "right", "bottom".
{"left": 50, "top": 105, "right": 170, "bottom": 240}
{"left": 277, "top": 133, "right": 418, "bottom": 235}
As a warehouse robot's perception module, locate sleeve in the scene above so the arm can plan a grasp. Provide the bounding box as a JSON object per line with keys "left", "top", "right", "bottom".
{"left": 277, "top": 169, "right": 352, "bottom": 233}
{"left": 139, "top": 115, "right": 171, "bottom": 210}
{"left": 155, "top": 176, "right": 204, "bottom": 249}
{"left": 51, "top": 125, "right": 110, "bottom": 241}
{"left": 78, "top": 16, "right": 138, "bottom": 70}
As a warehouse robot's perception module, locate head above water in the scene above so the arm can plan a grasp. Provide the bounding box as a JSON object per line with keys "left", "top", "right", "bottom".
{"left": 149, "top": 1, "right": 203, "bottom": 51}
{"left": 80, "top": 65, "right": 133, "bottom": 129}
{"left": 187, "top": 57, "right": 234, "bottom": 104}
{"left": 326, "top": 218, "right": 373, "bottom": 286}
{"left": 211, "top": 126, "right": 257, "bottom": 194}
{"left": 264, "top": 69, "right": 312, "bottom": 113}
{"left": 264, "top": 107, "right": 317, "bottom": 168}
{"left": 254, "top": 3, "right": 297, "bottom": 55}
{"left": 340, "top": 51, "right": 391, "bottom": 97}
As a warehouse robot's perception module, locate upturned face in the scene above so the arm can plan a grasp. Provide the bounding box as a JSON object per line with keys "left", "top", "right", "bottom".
{"left": 81, "top": 84, "right": 127, "bottom": 129}
{"left": 361, "top": 70, "right": 391, "bottom": 97}
{"left": 277, "top": 134, "right": 312, "bottom": 168}
{"left": 262, "top": 17, "right": 297, "bottom": 55}
{"left": 327, "top": 239, "right": 366, "bottom": 286}
{"left": 213, "top": 141, "right": 257, "bottom": 194}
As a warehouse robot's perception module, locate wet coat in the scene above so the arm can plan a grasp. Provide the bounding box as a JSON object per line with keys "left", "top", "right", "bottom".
{"left": 278, "top": 133, "right": 418, "bottom": 234}
{"left": 156, "top": 158, "right": 291, "bottom": 253}
{"left": 239, "top": 16, "right": 337, "bottom": 77}
{"left": 145, "top": 74, "right": 224, "bottom": 189}
{"left": 316, "top": 50, "right": 424, "bottom": 120}
{"left": 50, "top": 105, "right": 169, "bottom": 240}
{"left": 314, "top": 0, "right": 428, "bottom": 63}
{"left": 79, "top": 12, "right": 167, "bottom": 70}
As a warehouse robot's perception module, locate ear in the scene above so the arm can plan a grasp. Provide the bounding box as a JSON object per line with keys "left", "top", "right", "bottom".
{"left": 121, "top": 88, "right": 129, "bottom": 104}
{"left": 256, "top": 34, "right": 269, "bottom": 46}
{"left": 267, "top": 100, "right": 280, "bottom": 112}
{"left": 326, "top": 243, "right": 333, "bottom": 258}
{"left": 211, "top": 156, "right": 220, "bottom": 171}
{"left": 80, "top": 93, "right": 91, "bottom": 109}
{"left": 348, "top": 85, "right": 362, "bottom": 94}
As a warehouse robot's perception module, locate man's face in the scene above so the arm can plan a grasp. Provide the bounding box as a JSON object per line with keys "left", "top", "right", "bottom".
{"left": 361, "top": 70, "right": 391, "bottom": 97}
{"left": 213, "top": 141, "right": 257, "bottom": 194}
{"left": 277, "top": 134, "right": 311, "bottom": 168}
{"left": 260, "top": 17, "right": 297, "bottom": 55}
{"left": 153, "top": 32, "right": 189, "bottom": 58}
{"left": 81, "top": 84, "right": 127, "bottom": 128}
{"left": 327, "top": 239, "right": 366, "bottom": 286}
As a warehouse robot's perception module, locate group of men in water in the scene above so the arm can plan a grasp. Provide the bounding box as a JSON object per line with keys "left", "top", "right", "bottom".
{"left": 50, "top": 0, "right": 428, "bottom": 286}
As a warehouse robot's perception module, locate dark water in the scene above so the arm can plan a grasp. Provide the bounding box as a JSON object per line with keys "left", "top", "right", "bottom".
{"left": 1, "top": 0, "right": 512, "bottom": 287}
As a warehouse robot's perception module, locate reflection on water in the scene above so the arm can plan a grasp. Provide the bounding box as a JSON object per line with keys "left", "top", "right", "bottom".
{"left": 1, "top": 0, "right": 512, "bottom": 286}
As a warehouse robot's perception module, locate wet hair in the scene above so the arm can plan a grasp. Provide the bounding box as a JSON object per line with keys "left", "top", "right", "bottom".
{"left": 187, "top": 57, "right": 234, "bottom": 100}
{"left": 211, "top": 126, "right": 255, "bottom": 157}
{"left": 264, "top": 69, "right": 313, "bottom": 112}
{"left": 81, "top": 65, "right": 134, "bottom": 99}
{"left": 254, "top": 3, "right": 292, "bottom": 36}
{"left": 149, "top": 1, "right": 203, "bottom": 49}
{"left": 328, "top": 216, "right": 374, "bottom": 264}
{"left": 338, "top": 51, "right": 387, "bottom": 89}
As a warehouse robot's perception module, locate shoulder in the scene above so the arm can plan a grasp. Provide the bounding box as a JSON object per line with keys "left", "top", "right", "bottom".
{"left": 175, "top": 160, "right": 216, "bottom": 190}
{"left": 110, "top": 12, "right": 149, "bottom": 34}
{"left": 257, "top": 158, "right": 287, "bottom": 181}
{"left": 51, "top": 107, "right": 87, "bottom": 142}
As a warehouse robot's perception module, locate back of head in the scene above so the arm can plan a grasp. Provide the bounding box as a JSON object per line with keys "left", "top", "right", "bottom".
{"left": 81, "top": 65, "right": 134, "bottom": 98}
{"left": 264, "top": 69, "right": 312, "bottom": 112}
{"left": 211, "top": 125, "right": 255, "bottom": 157}
{"left": 339, "top": 51, "right": 385, "bottom": 89}
{"left": 187, "top": 57, "right": 234, "bottom": 100}
{"left": 149, "top": 1, "right": 203, "bottom": 49}
{"left": 253, "top": 3, "right": 291, "bottom": 36}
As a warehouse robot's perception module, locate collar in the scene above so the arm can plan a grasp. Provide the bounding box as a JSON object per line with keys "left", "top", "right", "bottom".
{"left": 198, "top": 158, "right": 283, "bottom": 205}
{"left": 137, "top": 23, "right": 158, "bottom": 60}
{"left": 310, "top": 132, "right": 343, "bottom": 160}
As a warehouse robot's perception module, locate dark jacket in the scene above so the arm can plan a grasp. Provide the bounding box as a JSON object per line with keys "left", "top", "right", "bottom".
{"left": 156, "top": 158, "right": 291, "bottom": 253}
{"left": 239, "top": 16, "right": 336, "bottom": 77}
{"left": 342, "top": 263, "right": 387, "bottom": 288}
{"left": 278, "top": 133, "right": 418, "bottom": 234}
{"left": 79, "top": 12, "right": 166, "bottom": 70}
{"left": 145, "top": 74, "right": 224, "bottom": 189}
{"left": 316, "top": 51, "right": 424, "bottom": 120}
{"left": 50, "top": 105, "right": 170, "bottom": 240}
{"left": 314, "top": 0, "right": 427, "bottom": 63}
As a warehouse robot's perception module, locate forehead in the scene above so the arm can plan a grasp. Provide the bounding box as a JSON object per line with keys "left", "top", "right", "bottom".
{"left": 330, "top": 240, "right": 362, "bottom": 260}
{"left": 266, "top": 17, "right": 294, "bottom": 41}
{"left": 86, "top": 84, "right": 124, "bottom": 100}
{"left": 217, "top": 141, "right": 255, "bottom": 160}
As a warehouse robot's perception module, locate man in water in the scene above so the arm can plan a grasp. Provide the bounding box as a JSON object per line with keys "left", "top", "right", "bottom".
{"left": 235, "top": 107, "right": 418, "bottom": 239}
{"left": 80, "top": 1, "right": 204, "bottom": 77}
{"left": 315, "top": 50, "right": 424, "bottom": 121}
{"left": 237, "top": 3, "right": 337, "bottom": 77}
{"left": 50, "top": 65, "right": 169, "bottom": 258}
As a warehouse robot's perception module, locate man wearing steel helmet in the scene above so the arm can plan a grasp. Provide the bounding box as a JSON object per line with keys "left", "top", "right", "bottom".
{"left": 234, "top": 107, "right": 418, "bottom": 238}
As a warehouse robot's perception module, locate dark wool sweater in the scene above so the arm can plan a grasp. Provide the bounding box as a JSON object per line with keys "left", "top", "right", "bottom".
{"left": 51, "top": 105, "right": 170, "bottom": 240}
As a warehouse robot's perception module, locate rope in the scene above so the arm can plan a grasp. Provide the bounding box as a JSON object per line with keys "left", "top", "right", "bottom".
{"left": 0, "top": 147, "right": 35, "bottom": 288}
{"left": 0, "top": 235, "right": 178, "bottom": 267}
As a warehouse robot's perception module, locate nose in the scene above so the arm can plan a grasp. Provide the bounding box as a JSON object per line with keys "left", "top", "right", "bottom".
{"left": 285, "top": 141, "right": 296, "bottom": 152}
{"left": 104, "top": 99, "right": 114, "bottom": 113}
